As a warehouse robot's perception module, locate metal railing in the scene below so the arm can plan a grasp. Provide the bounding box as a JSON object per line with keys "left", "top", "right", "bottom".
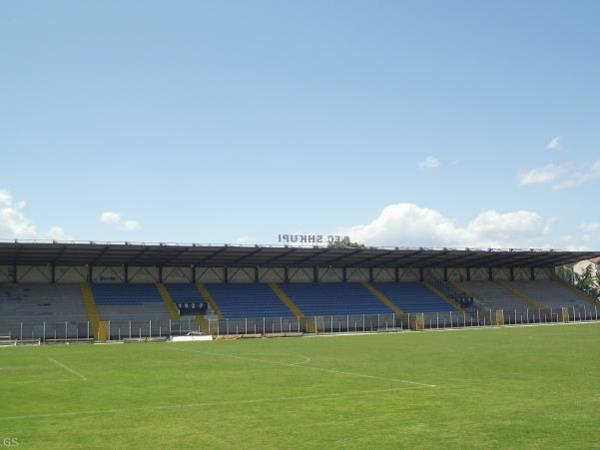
{"left": 1, "top": 304, "right": 599, "bottom": 344}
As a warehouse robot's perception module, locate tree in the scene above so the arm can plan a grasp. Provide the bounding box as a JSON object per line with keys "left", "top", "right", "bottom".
{"left": 574, "top": 264, "right": 599, "bottom": 298}
{"left": 327, "top": 240, "right": 366, "bottom": 249}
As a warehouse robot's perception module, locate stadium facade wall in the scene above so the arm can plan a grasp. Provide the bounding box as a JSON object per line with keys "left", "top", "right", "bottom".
{"left": 447, "top": 268, "right": 467, "bottom": 281}
{"left": 196, "top": 267, "right": 225, "bottom": 283}
{"left": 228, "top": 267, "right": 255, "bottom": 283}
{"left": 0, "top": 265, "right": 12, "bottom": 282}
{"left": 470, "top": 268, "right": 489, "bottom": 281}
{"left": 55, "top": 266, "right": 88, "bottom": 283}
{"left": 162, "top": 267, "right": 193, "bottom": 283}
{"left": 318, "top": 267, "right": 344, "bottom": 282}
{"left": 128, "top": 266, "right": 159, "bottom": 283}
{"left": 93, "top": 266, "right": 126, "bottom": 283}
{"left": 398, "top": 268, "right": 420, "bottom": 281}
{"left": 17, "top": 265, "right": 52, "bottom": 283}
{"left": 0, "top": 264, "right": 558, "bottom": 284}
{"left": 492, "top": 267, "right": 511, "bottom": 280}
{"left": 423, "top": 268, "right": 443, "bottom": 281}
{"left": 346, "top": 268, "right": 369, "bottom": 282}
{"left": 514, "top": 267, "right": 531, "bottom": 281}
{"left": 288, "top": 267, "right": 313, "bottom": 283}
{"left": 534, "top": 267, "right": 552, "bottom": 280}
{"left": 258, "top": 267, "right": 285, "bottom": 283}
{"left": 373, "top": 268, "right": 395, "bottom": 282}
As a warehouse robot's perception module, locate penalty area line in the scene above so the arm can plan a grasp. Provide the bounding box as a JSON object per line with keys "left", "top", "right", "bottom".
{"left": 47, "top": 357, "right": 88, "bottom": 381}
{"left": 166, "top": 347, "right": 437, "bottom": 388}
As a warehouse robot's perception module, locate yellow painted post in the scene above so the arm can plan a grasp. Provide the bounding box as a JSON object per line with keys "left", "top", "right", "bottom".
{"left": 268, "top": 283, "right": 315, "bottom": 333}
{"left": 195, "top": 316, "right": 210, "bottom": 334}
{"left": 363, "top": 282, "right": 408, "bottom": 322}
{"left": 196, "top": 283, "right": 224, "bottom": 319}
{"left": 495, "top": 310, "right": 505, "bottom": 326}
{"left": 155, "top": 283, "right": 180, "bottom": 320}
{"left": 422, "top": 282, "right": 464, "bottom": 311}
{"left": 450, "top": 281, "right": 490, "bottom": 317}
{"left": 80, "top": 282, "right": 104, "bottom": 341}
{"left": 413, "top": 313, "right": 425, "bottom": 331}
{"left": 97, "top": 321, "right": 109, "bottom": 341}
{"left": 497, "top": 280, "right": 545, "bottom": 311}
{"left": 315, "top": 316, "right": 326, "bottom": 334}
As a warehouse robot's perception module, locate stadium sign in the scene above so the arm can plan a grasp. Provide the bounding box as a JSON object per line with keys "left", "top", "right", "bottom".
{"left": 278, "top": 234, "right": 351, "bottom": 245}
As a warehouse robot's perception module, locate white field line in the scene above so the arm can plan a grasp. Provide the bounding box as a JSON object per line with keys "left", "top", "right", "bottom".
{"left": 47, "top": 357, "right": 87, "bottom": 381}
{"left": 8, "top": 378, "right": 74, "bottom": 385}
{"left": 417, "top": 320, "right": 600, "bottom": 334}
{"left": 167, "top": 347, "right": 437, "bottom": 388}
{"left": 0, "top": 365, "right": 58, "bottom": 372}
{"left": 0, "top": 385, "right": 428, "bottom": 422}
{"left": 288, "top": 354, "right": 312, "bottom": 366}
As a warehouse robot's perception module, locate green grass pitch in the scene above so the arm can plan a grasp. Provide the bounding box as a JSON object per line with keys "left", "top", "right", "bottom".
{"left": 1, "top": 324, "right": 599, "bottom": 449}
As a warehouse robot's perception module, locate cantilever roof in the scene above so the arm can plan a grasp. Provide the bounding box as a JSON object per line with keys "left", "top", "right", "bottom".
{"left": 0, "top": 241, "right": 597, "bottom": 268}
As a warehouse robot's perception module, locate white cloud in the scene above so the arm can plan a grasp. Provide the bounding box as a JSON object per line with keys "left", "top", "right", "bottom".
{"left": 0, "top": 189, "right": 70, "bottom": 240}
{"left": 519, "top": 160, "right": 600, "bottom": 190}
{"left": 0, "top": 191, "right": 12, "bottom": 206}
{"left": 99, "top": 211, "right": 140, "bottom": 231}
{"left": 341, "top": 203, "right": 551, "bottom": 248}
{"left": 519, "top": 164, "right": 563, "bottom": 185}
{"left": 579, "top": 223, "right": 600, "bottom": 249}
{"left": 547, "top": 136, "right": 561, "bottom": 150}
{"left": 119, "top": 220, "right": 140, "bottom": 231}
{"left": 236, "top": 236, "right": 261, "bottom": 245}
{"left": 566, "top": 244, "right": 590, "bottom": 251}
{"left": 558, "top": 224, "right": 600, "bottom": 251}
{"left": 580, "top": 223, "right": 600, "bottom": 234}
{"left": 419, "top": 156, "right": 440, "bottom": 169}
{"left": 100, "top": 211, "right": 121, "bottom": 224}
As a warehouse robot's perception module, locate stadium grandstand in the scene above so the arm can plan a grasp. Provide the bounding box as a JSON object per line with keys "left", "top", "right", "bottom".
{"left": 0, "top": 240, "right": 599, "bottom": 343}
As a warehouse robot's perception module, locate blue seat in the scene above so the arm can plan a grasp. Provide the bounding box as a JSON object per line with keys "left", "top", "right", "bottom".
{"left": 165, "top": 284, "right": 205, "bottom": 304}
{"left": 203, "top": 283, "right": 293, "bottom": 318}
{"left": 92, "top": 284, "right": 162, "bottom": 306}
{"left": 279, "top": 283, "right": 390, "bottom": 316}
{"left": 373, "top": 283, "right": 456, "bottom": 313}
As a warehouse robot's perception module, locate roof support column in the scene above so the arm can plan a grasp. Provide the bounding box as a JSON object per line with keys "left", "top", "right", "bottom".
{"left": 509, "top": 267, "right": 514, "bottom": 281}
{"left": 488, "top": 267, "right": 493, "bottom": 281}
{"left": 466, "top": 267, "right": 471, "bottom": 281}
{"left": 124, "top": 265, "right": 129, "bottom": 284}
{"left": 51, "top": 264, "right": 56, "bottom": 284}
{"left": 395, "top": 267, "right": 399, "bottom": 282}
{"left": 313, "top": 267, "right": 318, "bottom": 283}
{"left": 254, "top": 266, "right": 259, "bottom": 283}
{"left": 369, "top": 267, "right": 374, "bottom": 283}
{"left": 158, "top": 266, "right": 163, "bottom": 283}
{"left": 443, "top": 267, "right": 448, "bottom": 282}
{"left": 342, "top": 267, "right": 347, "bottom": 283}
{"left": 224, "top": 267, "right": 229, "bottom": 283}
{"left": 88, "top": 264, "right": 93, "bottom": 283}
{"left": 192, "top": 265, "right": 196, "bottom": 283}
{"left": 284, "top": 267, "right": 289, "bottom": 283}
{"left": 530, "top": 267, "right": 535, "bottom": 281}
{"left": 419, "top": 267, "right": 424, "bottom": 282}
{"left": 12, "top": 262, "right": 17, "bottom": 284}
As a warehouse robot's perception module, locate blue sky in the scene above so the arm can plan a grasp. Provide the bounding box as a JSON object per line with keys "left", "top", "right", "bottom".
{"left": 1, "top": 1, "right": 599, "bottom": 249}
